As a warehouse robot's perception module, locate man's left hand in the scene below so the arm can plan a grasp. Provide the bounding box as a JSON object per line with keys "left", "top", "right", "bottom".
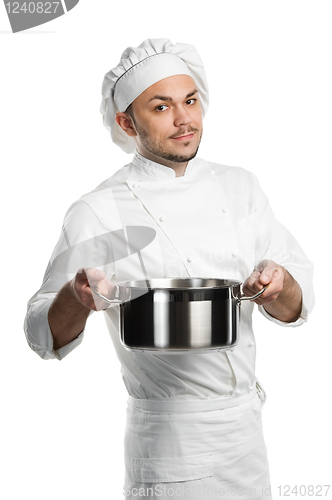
{"left": 243, "top": 259, "right": 285, "bottom": 305}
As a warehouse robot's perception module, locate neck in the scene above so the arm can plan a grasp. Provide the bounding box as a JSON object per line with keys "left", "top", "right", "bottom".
{"left": 136, "top": 148, "right": 189, "bottom": 177}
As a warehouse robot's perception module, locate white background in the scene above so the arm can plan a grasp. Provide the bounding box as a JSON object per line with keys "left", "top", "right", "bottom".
{"left": 1, "top": 1, "right": 331, "bottom": 499}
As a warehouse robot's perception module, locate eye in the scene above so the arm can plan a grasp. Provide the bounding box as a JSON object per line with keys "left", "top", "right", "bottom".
{"left": 155, "top": 104, "right": 168, "bottom": 112}
{"left": 185, "top": 98, "right": 197, "bottom": 105}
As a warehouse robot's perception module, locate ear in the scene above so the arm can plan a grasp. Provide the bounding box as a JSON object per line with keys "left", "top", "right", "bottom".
{"left": 116, "top": 112, "right": 137, "bottom": 137}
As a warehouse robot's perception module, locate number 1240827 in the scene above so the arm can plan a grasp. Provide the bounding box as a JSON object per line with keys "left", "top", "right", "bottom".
{"left": 277, "top": 485, "right": 330, "bottom": 496}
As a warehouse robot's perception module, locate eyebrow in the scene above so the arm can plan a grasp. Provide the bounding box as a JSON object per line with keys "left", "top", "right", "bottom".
{"left": 149, "top": 89, "right": 198, "bottom": 102}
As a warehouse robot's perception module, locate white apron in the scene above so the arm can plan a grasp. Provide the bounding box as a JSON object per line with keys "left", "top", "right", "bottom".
{"left": 123, "top": 383, "right": 271, "bottom": 500}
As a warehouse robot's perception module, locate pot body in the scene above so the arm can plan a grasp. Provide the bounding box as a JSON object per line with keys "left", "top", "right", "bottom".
{"left": 119, "top": 278, "right": 242, "bottom": 353}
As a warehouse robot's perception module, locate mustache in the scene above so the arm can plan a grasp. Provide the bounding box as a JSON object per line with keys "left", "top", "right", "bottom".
{"left": 169, "top": 127, "right": 199, "bottom": 139}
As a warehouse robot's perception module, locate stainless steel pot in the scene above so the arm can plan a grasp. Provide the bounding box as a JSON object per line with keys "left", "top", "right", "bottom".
{"left": 93, "top": 278, "right": 266, "bottom": 353}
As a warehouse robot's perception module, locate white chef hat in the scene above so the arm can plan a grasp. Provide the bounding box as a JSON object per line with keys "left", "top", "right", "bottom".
{"left": 100, "top": 38, "right": 209, "bottom": 153}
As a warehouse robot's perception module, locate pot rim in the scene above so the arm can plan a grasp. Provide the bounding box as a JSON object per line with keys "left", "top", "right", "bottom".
{"left": 119, "top": 277, "right": 243, "bottom": 291}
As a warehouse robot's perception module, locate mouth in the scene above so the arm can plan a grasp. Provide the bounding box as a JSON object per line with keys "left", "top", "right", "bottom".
{"left": 171, "top": 133, "right": 195, "bottom": 141}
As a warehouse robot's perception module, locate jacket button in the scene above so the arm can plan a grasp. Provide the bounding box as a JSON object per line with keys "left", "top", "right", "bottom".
{"left": 222, "top": 207, "right": 228, "bottom": 213}
{"left": 133, "top": 183, "right": 140, "bottom": 189}
{"left": 187, "top": 256, "right": 193, "bottom": 263}
{"left": 159, "top": 216, "right": 166, "bottom": 222}
{"left": 210, "top": 170, "right": 215, "bottom": 175}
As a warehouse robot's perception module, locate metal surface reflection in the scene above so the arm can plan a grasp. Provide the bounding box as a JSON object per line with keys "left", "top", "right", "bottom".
{"left": 119, "top": 278, "right": 243, "bottom": 353}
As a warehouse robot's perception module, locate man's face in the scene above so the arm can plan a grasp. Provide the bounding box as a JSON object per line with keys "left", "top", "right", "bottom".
{"left": 127, "top": 75, "right": 203, "bottom": 168}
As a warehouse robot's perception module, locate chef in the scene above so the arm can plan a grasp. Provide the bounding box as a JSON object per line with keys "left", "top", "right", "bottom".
{"left": 24, "top": 39, "right": 314, "bottom": 499}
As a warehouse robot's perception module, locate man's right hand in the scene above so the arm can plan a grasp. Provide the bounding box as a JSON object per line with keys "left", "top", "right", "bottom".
{"left": 49, "top": 268, "right": 116, "bottom": 350}
{"left": 71, "top": 268, "right": 117, "bottom": 311}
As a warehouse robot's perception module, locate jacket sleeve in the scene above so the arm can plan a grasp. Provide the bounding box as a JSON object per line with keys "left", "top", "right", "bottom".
{"left": 251, "top": 174, "right": 315, "bottom": 327}
{"left": 23, "top": 200, "right": 115, "bottom": 360}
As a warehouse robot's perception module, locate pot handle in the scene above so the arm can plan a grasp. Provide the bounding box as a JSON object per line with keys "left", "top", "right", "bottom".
{"left": 237, "top": 285, "right": 268, "bottom": 305}
{"left": 92, "top": 286, "right": 129, "bottom": 305}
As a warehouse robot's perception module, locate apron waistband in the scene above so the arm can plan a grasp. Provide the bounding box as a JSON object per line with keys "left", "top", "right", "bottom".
{"left": 127, "top": 387, "right": 258, "bottom": 413}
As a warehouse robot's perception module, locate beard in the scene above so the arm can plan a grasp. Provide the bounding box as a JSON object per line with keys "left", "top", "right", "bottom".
{"left": 135, "top": 123, "right": 202, "bottom": 164}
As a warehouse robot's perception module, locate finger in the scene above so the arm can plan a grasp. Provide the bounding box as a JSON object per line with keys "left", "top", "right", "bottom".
{"left": 85, "top": 268, "right": 106, "bottom": 286}
{"left": 75, "top": 267, "right": 105, "bottom": 286}
{"left": 259, "top": 266, "right": 280, "bottom": 286}
{"left": 243, "top": 271, "right": 268, "bottom": 297}
{"left": 244, "top": 280, "right": 273, "bottom": 303}
{"left": 253, "top": 291, "right": 281, "bottom": 306}
{"left": 90, "top": 275, "right": 118, "bottom": 309}
{"left": 253, "top": 279, "right": 284, "bottom": 304}
{"left": 94, "top": 279, "right": 117, "bottom": 299}
{"left": 244, "top": 270, "right": 261, "bottom": 290}
{"left": 75, "top": 267, "right": 87, "bottom": 284}
{"left": 91, "top": 293, "right": 111, "bottom": 311}
{"left": 256, "top": 259, "right": 277, "bottom": 273}
{"left": 256, "top": 259, "right": 270, "bottom": 273}
{"left": 73, "top": 269, "right": 105, "bottom": 307}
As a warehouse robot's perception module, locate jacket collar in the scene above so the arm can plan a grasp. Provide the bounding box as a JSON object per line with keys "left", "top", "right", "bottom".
{"left": 131, "top": 150, "right": 194, "bottom": 181}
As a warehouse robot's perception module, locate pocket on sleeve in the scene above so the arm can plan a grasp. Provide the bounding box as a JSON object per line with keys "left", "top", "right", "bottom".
{"left": 132, "top": 453, "right": 213, "bottom": 483}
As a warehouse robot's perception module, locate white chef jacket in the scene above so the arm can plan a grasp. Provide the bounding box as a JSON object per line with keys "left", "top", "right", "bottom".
{"left": 24, "top": 151, "right": 314, "bottom": 498}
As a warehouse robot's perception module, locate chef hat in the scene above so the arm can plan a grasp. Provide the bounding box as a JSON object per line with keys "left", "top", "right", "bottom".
{"left": 100, "top": 38, "right": 209, "bottom": 153}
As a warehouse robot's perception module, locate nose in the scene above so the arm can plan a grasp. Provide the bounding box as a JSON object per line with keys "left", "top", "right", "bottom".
{"left": 173, "top": 106, "right": 192, "bottom": 128}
